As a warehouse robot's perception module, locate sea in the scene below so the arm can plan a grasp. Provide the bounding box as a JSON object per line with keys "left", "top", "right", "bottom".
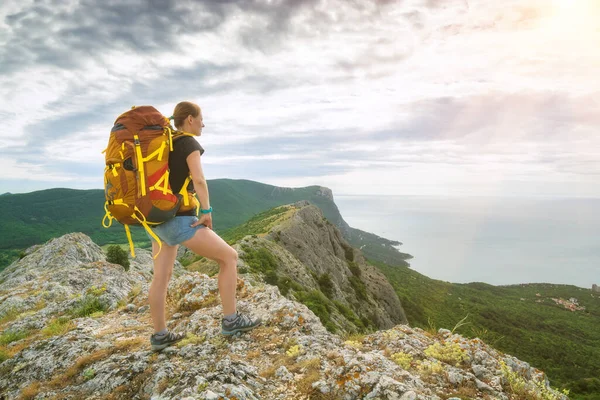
{"left": 334, "top": 195, "right": 600, "bottom": 289}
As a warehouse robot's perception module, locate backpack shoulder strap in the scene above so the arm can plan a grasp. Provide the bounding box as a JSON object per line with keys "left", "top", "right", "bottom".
{"left": 172, "top": 131, "right": 196, "bottom": 140}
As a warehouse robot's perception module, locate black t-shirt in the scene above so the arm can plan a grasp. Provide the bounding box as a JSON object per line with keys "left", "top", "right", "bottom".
{"left": 169, "top": 136, "right": 204, "bottom": 215}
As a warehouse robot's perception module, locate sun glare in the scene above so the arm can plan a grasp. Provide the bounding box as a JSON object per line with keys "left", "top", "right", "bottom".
{"left": 552, "top": 0, "right": 578, "bottom": 10}
{"left": 543, "top": 0, "right": 597, "bottom": 35}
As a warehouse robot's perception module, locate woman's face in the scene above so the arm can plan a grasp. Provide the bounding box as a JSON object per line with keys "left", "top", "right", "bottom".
{"left": 188, "top": 111, "right": 204, "bottom": 135}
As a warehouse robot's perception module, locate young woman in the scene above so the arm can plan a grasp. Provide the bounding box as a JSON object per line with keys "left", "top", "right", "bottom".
{"left": 148, "top": 101, "right": 261, "bottom": 351}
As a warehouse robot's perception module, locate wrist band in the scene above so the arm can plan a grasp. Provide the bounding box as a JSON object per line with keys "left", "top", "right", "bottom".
{"left": 200, "top": 206, "right": 212, "bottom": 214}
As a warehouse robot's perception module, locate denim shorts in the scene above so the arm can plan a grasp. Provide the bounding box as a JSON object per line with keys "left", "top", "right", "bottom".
{"left": 146, "top": 216, "right": 207, "bottom": 246}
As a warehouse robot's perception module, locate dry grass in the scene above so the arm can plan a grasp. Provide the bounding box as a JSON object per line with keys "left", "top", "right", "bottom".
{"left": 31, "top": 299, "right": 47, "bottom": 312}
{"left": 443, "top": 382, "right": 479, "bottom": 399}
{"left": 292, "top": 357, "right": 326, "bottom": 398}
{"left": 41, "top": 317, "right": 76, "bottom": 338}
{"left": 246, "top": 349, "right": 262, "bottom": 360}
{"left": 295, "top": 368, "right": 324, "bottom": 397}
{"left": 48, "top": 348, "right": 111, "bottom": 388}
{"left": 5, "top": 340, "right": 33, "bottom": 358}
{"left": 176, "top": 292, "right": 220, "bottom": 312}
{"left": 325, "top": 351, "right": 346, "bottom": 367}
{"left": 114, "top": 337, "right": 146, "bottom": 352}
{"left": 259, "top": 354, "right": 288, "bottom": 378}
{"left": 128, "top": 283, "right": 143, "bottom": 301}
{"left": 341, "top": 332, "right": 367, "bottom": 343}
{"left": 259, "top": 354, "right": 322, "bottom": 383}
{"left": 299, "top": 357, "right": 321, "bottom": 370}
{"left": 0, "top": 329, "right": 42, "bottom": 359}
{"left": 47, "top": 336, "right": 146, "bottom": 390}
{"left": 19, "top": 381, "right": 41, "bottom": 400}
{"left": 0, "top": 307, "right": 22, "bottom": 327}
{"left": 156, "top": 376, "right": 170, "bottom": 394}
{"left": 259, "top": 364, "right": 279, "bottom": 379}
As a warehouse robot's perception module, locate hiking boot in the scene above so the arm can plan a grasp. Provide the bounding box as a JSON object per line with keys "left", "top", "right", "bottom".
{"left": 150, "top": 331, "right": 185, "bottom": 351}
{"left": 221, "top": 311, "right": 262, "bottom": 336}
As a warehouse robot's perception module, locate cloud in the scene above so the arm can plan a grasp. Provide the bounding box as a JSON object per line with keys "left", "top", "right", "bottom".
{"left": 0, "top": 0, "right": 289, "bottom": 74}
{"left": 0, "top": 0, "right": 599, "bottom": 197}
{"left": 2, "top": 0, "right": 384, "bottom": 75}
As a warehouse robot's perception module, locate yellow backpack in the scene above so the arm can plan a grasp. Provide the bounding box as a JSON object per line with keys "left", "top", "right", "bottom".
{"left": 101, "top": 106, "right": 199, "bottom": 258}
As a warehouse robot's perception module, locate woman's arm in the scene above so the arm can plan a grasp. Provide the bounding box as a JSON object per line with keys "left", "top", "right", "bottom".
{"left": 186, "top": 151, "right": 212, "bottom": 228}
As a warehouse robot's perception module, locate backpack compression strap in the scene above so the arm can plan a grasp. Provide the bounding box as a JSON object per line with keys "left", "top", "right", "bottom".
{"left": 130, "top": 206, "right": 163, "bottom": 259}
{"left": 101, "top": 200, "right": 163, "bottom": 260}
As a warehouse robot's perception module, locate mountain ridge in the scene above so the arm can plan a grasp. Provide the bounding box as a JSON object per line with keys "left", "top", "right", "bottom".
{"left": 0, "top": 180, "right": 412, "bottom": 270}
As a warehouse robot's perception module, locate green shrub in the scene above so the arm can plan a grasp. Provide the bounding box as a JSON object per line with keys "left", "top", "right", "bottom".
{"left": 42, "top": 316, "right": 75, "bottom": 337}
{"left": 83, "top": 368, "right": 95, "bottom": 380}
{"left": 0, "top": 306, "right": 21, "bottom": 325}
{"left": 87, "top": 284, "right": 107, "bottom": 297}
{"left": 570, "top": 377, "right": 600, "bottom": 394}
{"left": 177, "top": 332, "right": 206, "bottom": 347}
{"left": 349, "top": 276, "right": 368, "bottom": 301}
{"left": 70, "top": 295, "right": 108, "bottom": 318}
{"left": 360, "top": 315, "right": 373, "bottom": 330}
{"left": 106, "top": 245, "right": 130, "bottom": 271}
{"left": 341, "top": 242, "right": 354, "bottom": 262}
{"left": 391, "top": 352, "right": 413, "bottom": 369}
{"left": 296, "top": 290, "right": 336, "bottom": 333}
{"left": 318, "top": 273, "right": 335, "bottom": 298}
{"left": 424, "top": 341, "right": 469, "bottom": 367}
{"left": 333, "top": 300, "right": 365, "bottom": 330}
{"left": 276, "top": 275, "right": 304, "bottom": 296}
{"left": 242, "top": 247, "right": 278, "bottom": 274}
{"left": 0, "top": 329, "right": 30, "bottom": 346}
{"left": 347, "top": 261, "right": 361, "bottom": 277}
{"left": 264, "top": 270, "right": 278, "bottom": 286}
{"left": 0, "top": 348, "right": 8, "bottom": 363}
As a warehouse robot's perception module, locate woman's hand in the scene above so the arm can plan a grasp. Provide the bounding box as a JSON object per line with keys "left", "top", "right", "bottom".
{"left": 191, "top": 213, "right": 212, "bottom": 230}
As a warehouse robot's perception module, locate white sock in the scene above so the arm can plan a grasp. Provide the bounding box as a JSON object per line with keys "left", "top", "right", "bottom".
{"left": 154, "top": 328, "right": 168, "bottom": 337}
{"left": 224, "top": 312, "right": 238, "bottom": 322}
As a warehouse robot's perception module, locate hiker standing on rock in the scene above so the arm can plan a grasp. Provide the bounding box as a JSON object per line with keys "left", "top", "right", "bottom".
{"left": 147, "top": 101, "right": 261, "bottom": 351}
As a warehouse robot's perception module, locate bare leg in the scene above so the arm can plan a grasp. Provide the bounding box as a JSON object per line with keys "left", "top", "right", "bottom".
{"left": 148, "top": 241, "right": 178, "bottom": 333}
{"left": 182, "top": 228, "right": 238, "bottom": 315}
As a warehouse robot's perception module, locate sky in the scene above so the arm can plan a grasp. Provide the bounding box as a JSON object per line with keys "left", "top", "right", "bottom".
{"left": 1, "top": 0, "right": 599, "bottom": 198}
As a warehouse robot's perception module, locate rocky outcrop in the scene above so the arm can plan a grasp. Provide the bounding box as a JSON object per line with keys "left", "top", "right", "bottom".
{"left": 260, "top": 201, "right": 407, "bottom": 332}
{"left": 0, "top": 234, "right": 185, "bottom": 336}
{"left": 0, "top": 226, "right": 569, "bottom": 400}
{"left": 0, "top": 233, "right": 567, "bottom": 400}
